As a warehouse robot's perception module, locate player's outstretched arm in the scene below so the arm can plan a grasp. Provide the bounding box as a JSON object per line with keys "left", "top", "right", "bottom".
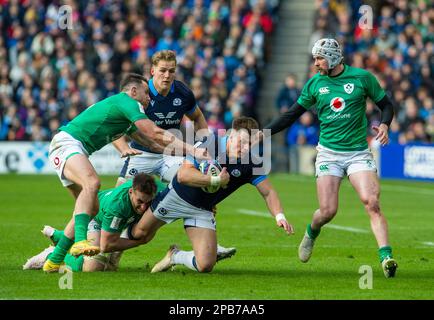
{"left": 129, "top": 130, "right": 165, "bottom": 153}
{"left": 264, "top": 102, "right": 306, "bottom": 136}
{"left": 99, "top": 230, "right": 144, "bottom": 253}
{"left": 177, "top": 161, "right": 230, "bottom": 188}
{"left": 134, "top": 119, "right": 209, "bottom": 159}
{"left": 112, "top": 135, "right": 143, "bottom": 158}
{"left": 255, "top": 178, "right": 294, "bottom": 235}
{"left": 251, "top": 102, "right": 306, "bottom": 148}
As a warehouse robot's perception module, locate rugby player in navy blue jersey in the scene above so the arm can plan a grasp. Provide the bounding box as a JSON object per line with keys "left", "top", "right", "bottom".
{"left": 112, "top": 50, "right": 235, "bottom": 262}
{"left": 113, "top": 50, "right": 209, "bottom": 184}
{"left": 129, "top": 117, "right": 294, "bottom": 273}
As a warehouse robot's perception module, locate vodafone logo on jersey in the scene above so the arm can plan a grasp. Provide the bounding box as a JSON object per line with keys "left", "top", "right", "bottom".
{"left": 330, "top": 97, "right": 346, "bottom": 112}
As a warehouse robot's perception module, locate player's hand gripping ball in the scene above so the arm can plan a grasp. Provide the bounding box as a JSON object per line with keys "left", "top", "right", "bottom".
{"left": 199, "top": 160, "right": 222, "bottom": 193}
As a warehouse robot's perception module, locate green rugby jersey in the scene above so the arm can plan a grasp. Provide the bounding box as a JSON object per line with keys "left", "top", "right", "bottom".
{"left": 59, "top": 93, "right": 148, "bottom": 154}
{"left": 297, "top": 64, "right": 386, "bottom": 151}
{"left": 94, "top": 177, "right": 167, "bottom": 233}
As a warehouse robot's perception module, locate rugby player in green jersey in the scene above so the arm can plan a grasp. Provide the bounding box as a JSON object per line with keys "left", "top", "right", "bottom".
{"left": 24, "top": 173, "right": 167, "bottom": 272}
{"left": 43, "top": 73, "right": 209, "bottom": 272}
{"left": 264, "top": 39, "right": 397, "bottom": 278}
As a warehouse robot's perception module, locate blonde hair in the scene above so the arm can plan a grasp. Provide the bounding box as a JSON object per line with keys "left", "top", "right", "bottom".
{"left": 151, "top": 50, "right": 177, "bottom": 67}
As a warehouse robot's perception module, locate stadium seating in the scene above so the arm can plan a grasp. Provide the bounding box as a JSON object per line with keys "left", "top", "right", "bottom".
{"left": 309, "top": 0, "right": 433, "bottom": 144}
{"left": 0, "top": 0, "right": 279, "bottom": 140}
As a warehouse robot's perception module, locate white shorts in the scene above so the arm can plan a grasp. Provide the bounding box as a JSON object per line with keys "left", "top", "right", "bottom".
{"left": 87, "top": 219, "right": 102, "bottom": 234}
{"left": 151, "top": 187, "right": 216, "bottom": 230}
{"left": 122, "top": 151, "right": 184, "bottom": 182}
{"left": 87, "top": 219, "right": 130, "bottom": 239}
{"left": 49, "top": 131, "right": 89, "bottom": 187}
{"left": 315, "top": 144, "right": 377, "bottom": 178}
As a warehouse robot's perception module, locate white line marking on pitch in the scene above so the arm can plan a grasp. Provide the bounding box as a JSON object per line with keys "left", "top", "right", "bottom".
{"left": 274, "top": 175, "right": 434, "bottom": 195}
{"left": 323, "top": 224, "right": 369, "bottom": 233}
{"left": 421, "top": 242, "right": 434, "bottom": 246}
{"left": 237, "top": 209, "right": 369, "bottom": 233}
{"left": 380, "top": 185, "right": 434, "bottom": 196}
{"left": 237, "top": 209, "right": 269, "bottom": 217}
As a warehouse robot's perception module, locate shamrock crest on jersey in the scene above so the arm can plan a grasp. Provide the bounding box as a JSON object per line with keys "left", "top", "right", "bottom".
{"left": 343, "top": 83, "right": 354, "bottom": 94}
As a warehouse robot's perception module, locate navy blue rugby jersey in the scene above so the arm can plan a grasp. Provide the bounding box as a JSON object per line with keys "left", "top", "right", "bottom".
{"left": 170, "top": 134, "right": 267, "bottom": 211}
{"left": 130, "top": 78, "right": 197, "bottom": 152}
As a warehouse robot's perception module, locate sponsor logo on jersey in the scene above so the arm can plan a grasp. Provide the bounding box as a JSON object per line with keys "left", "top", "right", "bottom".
{"left": 326, "top": 113, "right": 351, "bottom": 120}
{"left": 344, "top": 83, "right": 354, "bottom": 94}
{"left": 319, "top": 87, "right": 330, "bottom": 95}
{"left": 150, "top": 100, "right": 155, "bottom": 106}
{"left": 173, "top": 98, "right": 182, "bottom": 106}
{"left": 330, "top": 97, "right": 346, "bottom": 112}
{"left": 154, "top": 111, "right": 180, "bottom": 126}
{"left": 110, "top": 217, "right": 122, "bottom": 230}
{"left": 155, "top": 111, "right": 177, "bottom": 119}
{"left": 231, "top": 169, "right": 241, "bottom": 177}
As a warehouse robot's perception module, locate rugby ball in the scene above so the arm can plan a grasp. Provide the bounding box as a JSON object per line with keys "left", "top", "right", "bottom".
{"left": 199, "top": 160, "right": 222, "bottom": 193}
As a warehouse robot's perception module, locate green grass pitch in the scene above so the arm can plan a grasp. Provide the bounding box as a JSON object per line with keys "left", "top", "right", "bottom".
{"left": 0, "top": 174, "right": 433, "bottom": 299}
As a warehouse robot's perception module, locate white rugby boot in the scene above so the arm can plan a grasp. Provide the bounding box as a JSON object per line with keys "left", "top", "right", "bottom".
{"left": 216, "top": 244, "right": 237, "bottom": 262}
{"left": 23, "top": 246, "right": 55, "bottom": 270}
{"left": 151, "top": 245, "right": 180, "bottom": 273}
{"left": 41, "top": 225, "right": 56, "bottom": 244}
{"left": 298, "top": 231, "right": 316, "bottom": 263}
{"left": 382, "top": 257, "right": 398, "bottom": 278}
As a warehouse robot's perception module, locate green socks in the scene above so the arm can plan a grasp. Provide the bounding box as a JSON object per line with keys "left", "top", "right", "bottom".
{"left": 307, "top": 224, "right": 321, "bottom": 240}
{"left": 64, "top": 254, "right": 84, "bottom": 272}
{"left": 305, "top": 224, "right": 393, "bottom": 263}
{"left": 379, "top": 245, "right": 393, "bottom": 263}
{"left": 51, "top": 230, "right": 64, "bottom": 244}
{"left": 74, "top": 213, "right": 91, "bottom": 242}
{"left": 48, "top": 234, "right": 74, "bottom": 263}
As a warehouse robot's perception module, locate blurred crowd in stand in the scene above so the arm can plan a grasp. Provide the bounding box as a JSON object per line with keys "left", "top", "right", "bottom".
{"left": 277, "top": 0, "right": 433, "bottom": 152}
{"left": 0, "top": 0, "right": 279, "bottom": 141}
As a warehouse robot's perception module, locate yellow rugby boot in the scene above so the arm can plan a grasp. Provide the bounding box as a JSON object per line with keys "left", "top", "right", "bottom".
{"left": 42, "top": 259, "right": 65, "bottom": 273}
{"left": 70, "top": 240, "right": 100, "bottom": 257}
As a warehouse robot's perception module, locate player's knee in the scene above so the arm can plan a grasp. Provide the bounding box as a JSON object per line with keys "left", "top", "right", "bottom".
{"left": 195, "top": 255, "right": 216, "bottom": 273}
{"left": 364, "top": 196, "right": 381, "bottom": 214}
{"left": 319, "top": 206, "right": 337, "bottom": 220}
{"left": 83, "top": 256, "right": 106, "bottom": 272}
{"left": 196, "top": 261, "right": 215, "bottom": 273}
{"left": 83, "top": 177, "right": 101, "bottom": 193}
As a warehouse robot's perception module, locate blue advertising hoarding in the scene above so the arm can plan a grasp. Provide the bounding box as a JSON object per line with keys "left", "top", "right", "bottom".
{"left": 380, "top": 143, "right": 434, "bottom": 182}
